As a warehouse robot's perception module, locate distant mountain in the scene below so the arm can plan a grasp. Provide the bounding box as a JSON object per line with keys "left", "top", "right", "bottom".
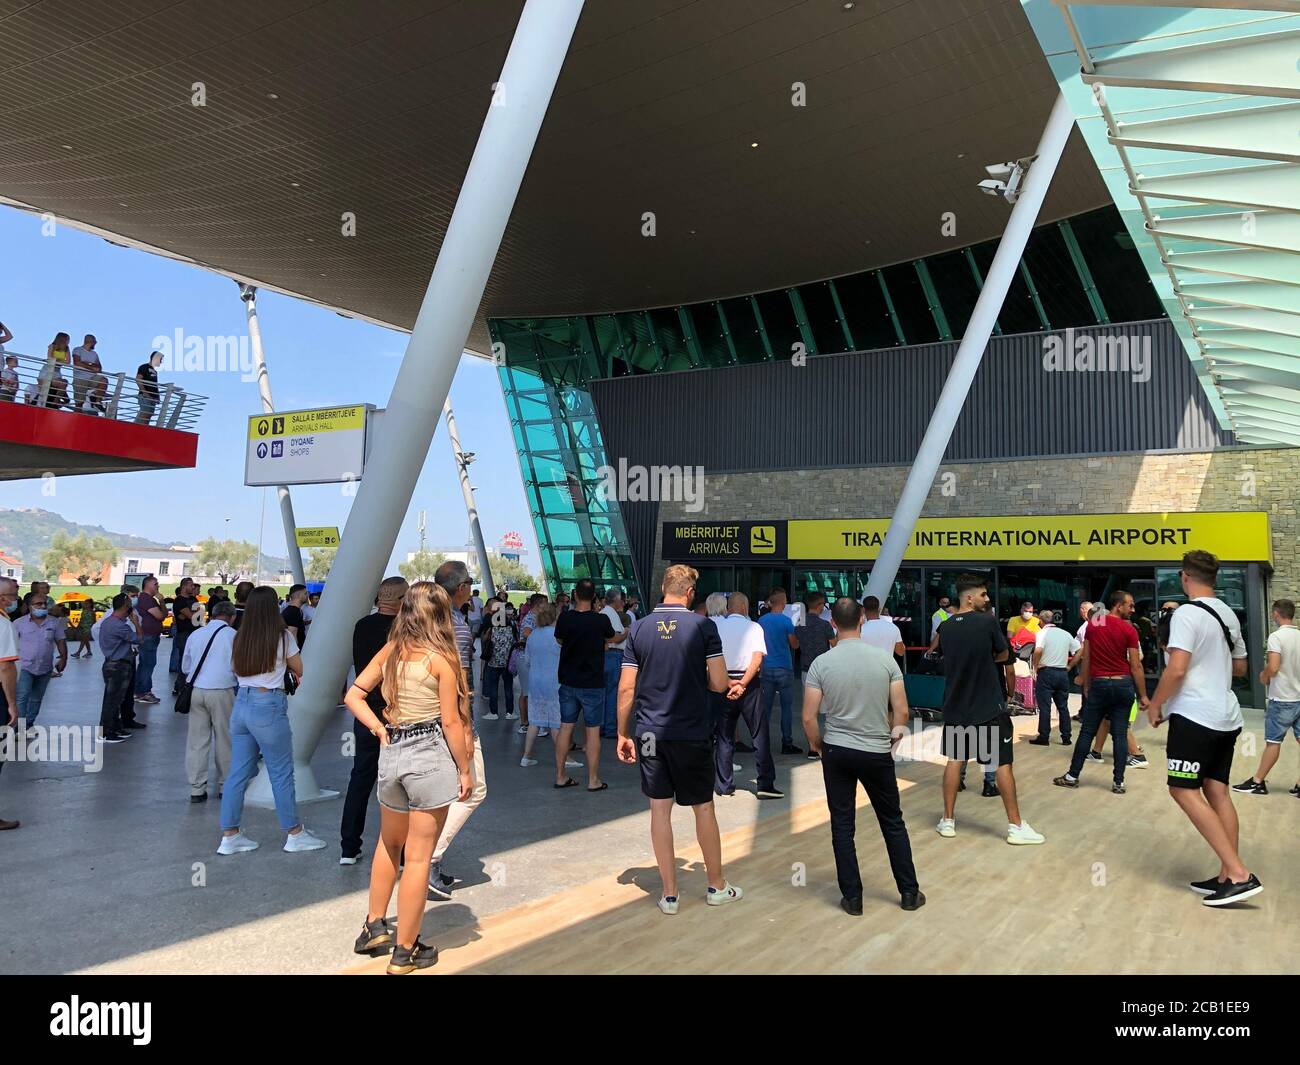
{"left": 0, "top": 508, "right": 287, "bottom": 578}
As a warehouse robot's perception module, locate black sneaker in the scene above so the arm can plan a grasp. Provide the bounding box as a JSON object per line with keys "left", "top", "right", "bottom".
{"left": 1189, "top": 875, "right": 1225, "bottom": 896}
{"left": 756, "top": 786, "right": 785, "bottom": 800}
{"left": 1086, "top": 750, "right": 1103, "bottom": 764}
{"left": 1231, "top": 777, "right": 1267, "bottom": 795}
{"left": 1028, "top": 737, "right": 1050, "bottom": 746}
{"left": 189, "top": 793, "right": 207, "bottom": 804}
{"left": 981, "top": 781, "right": 999, "bottom": 797}
{"left": 1202, "top": 874, "right": 1263, "bottom": 907}
{"left": 102, "top": 732, "right": 130, "bottom": 744}
{"left": 1060, "top": 736, "right": 1072, "bottom": 745}
{"left": 1291, "top": 783, "right": 1300, "bottom": 797}
{"left": 841, "top": 896, "right": 863, "bottom": 916}
{"left": 353, "top": 916, "right": 393, "bottom": 955}
{"left": 958, "top": 779, "right": 967, "bottom": 792}
{"left": 387, "top": 937, "right": 438, "bottom": 973}
{"left": 427, "top": 877, "right": 452, "bottom": 902}
{"left": 805, "top": 749, "right": 820, "bottom": 760}
{"left": 780, "top": 743, "right": 803, "bottom": 756}
{"left": 734, "top": 741, "right": 755, "bottom": 753}
{"left": 900, "top": 890, "right": 926, "bottom": 912}
{"left": 123, "top": 720, "right": 148, "bottom": 730}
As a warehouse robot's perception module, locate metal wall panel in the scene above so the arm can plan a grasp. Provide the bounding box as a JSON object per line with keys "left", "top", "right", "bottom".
{"left": 589, "top": 320, "right": 1235, "bottom": 580}
{"left": 589, "top": 319, "right": 1231, "bottom": 474}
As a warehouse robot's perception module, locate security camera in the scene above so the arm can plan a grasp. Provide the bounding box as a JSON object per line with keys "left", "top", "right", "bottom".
{"left": 977, "top": 157, "right": 1034, "bottom": 205}
{"left": 237, "top": 282, "right": 256, "bottom": 303}
{"left": 978, "top": 178, "right": 1006, "bottom": 198}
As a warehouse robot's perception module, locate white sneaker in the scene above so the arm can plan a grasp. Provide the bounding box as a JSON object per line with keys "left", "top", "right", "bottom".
{"left": 936, "top": 818, "right": 956, "bottom": 838}
{"left": 519, "top": 757, "right": 539, "bottom": 767}
{"left": 565, "top": 758, "right": 583, "bottom": 768}
{"left": 706, "top": 881, "right": 743, "bottom": 906}
{"left": 284, "top": 827, "right": 327, "bottom": 852}
{"left": 505, "top": 712, "right": 516, "bottom": 719}
{"left": 217, "top": 832, "right": 259, "bottom": 856}
{"left": 516, "top": 725, "right": 528, "bottom": 735}
{"left": 1007, "top": 821, "right": 1045, "bottom": 846}
{"left": 732, "top": 763, "right": 742, "bottom": 772}
{"left": 483, "top": 712, "right": 500, "bottom": 721}
{"left": 657, "top": 895, "right": 679, "bottom": 915}
{"left": 538, "top": 728, "right": 551, "bottom": 738}
{"left": 339, "top": 854, "right": 359, "bottom": 866}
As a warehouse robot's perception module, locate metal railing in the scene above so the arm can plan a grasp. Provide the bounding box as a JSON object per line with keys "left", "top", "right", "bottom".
{"left": 0, "top": 349, "right": 207, "bottom": 431}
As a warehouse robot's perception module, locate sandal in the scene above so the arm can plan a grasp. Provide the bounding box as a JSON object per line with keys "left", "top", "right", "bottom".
{"left": 586, "top": 782, "right": 608, "bottom": 792}
{"left": 553, "top": 778, "right": 579, "bottom": 789}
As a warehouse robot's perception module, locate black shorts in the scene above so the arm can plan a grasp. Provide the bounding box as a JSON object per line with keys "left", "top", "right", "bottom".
{"left": 638, "top": 736, "right": 714, "bottom": 806}
{"left": 941, "top": 713, "right": 1014, "bottom": 767}
{"left": 1166, "top": 714, "right": 1240, "bottom": 789}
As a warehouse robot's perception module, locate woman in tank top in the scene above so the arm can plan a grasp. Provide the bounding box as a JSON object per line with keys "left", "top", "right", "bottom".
{"left": 344, "top": 581, "right": 473, "bottom": 974}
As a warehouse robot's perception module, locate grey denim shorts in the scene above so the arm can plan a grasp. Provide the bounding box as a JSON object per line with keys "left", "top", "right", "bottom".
{"left": 377, "top": 722, "right": 460, "bottom": 814}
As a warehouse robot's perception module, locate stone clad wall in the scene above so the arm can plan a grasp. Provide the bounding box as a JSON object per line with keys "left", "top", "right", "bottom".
{"left": 653, "top": 448, "right": 1297, "bottom": 604}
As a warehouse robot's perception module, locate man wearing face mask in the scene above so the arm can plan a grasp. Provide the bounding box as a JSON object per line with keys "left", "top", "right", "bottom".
{"left": 0, "top": 577, "right": 21, "bottom": 830}
{"left": 13, "top": 592, "right": 68, "bottom": 736}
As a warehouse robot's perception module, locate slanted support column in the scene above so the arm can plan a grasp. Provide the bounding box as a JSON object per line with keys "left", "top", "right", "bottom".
{"left": 443, "top": 397, "right": 496, "bottom": 597}
{"left": 865, "top": 92, "right": 1076, "bottom": 603}
{"left": 240, "top": 282, "right": 307, "bottom": 586}
{"left": 265, "top": 0, "right": 585, "bottom": 804}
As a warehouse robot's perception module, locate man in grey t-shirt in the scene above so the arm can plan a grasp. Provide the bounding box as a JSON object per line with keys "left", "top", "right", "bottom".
{"left": 802, "top": 596, "right": 923, "bottom": 915}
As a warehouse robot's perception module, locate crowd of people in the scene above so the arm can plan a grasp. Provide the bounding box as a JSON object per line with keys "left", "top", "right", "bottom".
{"left": 0, "top": 544, "right": 1295, "bottom": 967}
{"left": 0, "top": 326, "right": 175, "bottom": 424}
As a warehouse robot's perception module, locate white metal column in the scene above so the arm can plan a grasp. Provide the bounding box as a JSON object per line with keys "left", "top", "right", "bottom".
{"left": 443, "top": 397, "right": 496, "bottom": 597}
{"left": 240, "top": 283, "right": 307, "bottom": 586}
{"left": 864, "top": 92, "right": 1077, "bottom": 604}
{"left": 270, "top": 0, "right": 585, "bottom": 803}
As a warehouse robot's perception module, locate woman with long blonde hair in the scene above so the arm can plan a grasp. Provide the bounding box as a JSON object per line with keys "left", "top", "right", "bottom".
{"left": 344, "top": 581, "right": 472, "bottom": 974}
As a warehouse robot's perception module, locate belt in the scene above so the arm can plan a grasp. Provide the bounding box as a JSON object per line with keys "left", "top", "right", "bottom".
{"left": 387, "top": 720, "right": 444, "bottom": 739}
{"left": 1093, "top": 674, "right": 1130, "bottom": 680}
{"left": 1039, "top": 665, "right": 1068, "bottom": 671}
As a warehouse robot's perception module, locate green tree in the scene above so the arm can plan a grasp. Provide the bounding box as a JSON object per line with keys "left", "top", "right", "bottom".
{"left": 41, "top": 531, "right": 117, "bottom": 584}
{"left": 306, "top": 546, "right": 337, "bottom": 582}
{"left": 195, "top": 538, "right": 257, "bottom": 583}
{"left": 490, "top": 553, "right": 538, "bottom": 591}
{"left": 399, "top": 550, "right": 447, "bottom": 583}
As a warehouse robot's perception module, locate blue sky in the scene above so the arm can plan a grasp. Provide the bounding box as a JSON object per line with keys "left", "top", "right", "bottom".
{"left": 0, "top": 205, "right": 536, "bottom": 576}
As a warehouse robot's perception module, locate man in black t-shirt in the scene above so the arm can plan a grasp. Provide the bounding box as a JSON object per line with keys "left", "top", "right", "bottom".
{"left": 169, "top": 578, "right": 198, "bottom": 692}
{"left": 339, "top": 576, "right": 407, "bottom": 864}
{"left": 934, "top": 573, "right": 1044, "bottom": 846}
{"left": 134, "top": 350, "right": 163, "bottom": 424}
{"left": 555, "top": 579, "right": 614, "bottom": 791}
{"left": 616, "top": 564, "right": 742, "bottom": 914}
{"left": 281, "top": 584, "right": 308, "bottom": 647}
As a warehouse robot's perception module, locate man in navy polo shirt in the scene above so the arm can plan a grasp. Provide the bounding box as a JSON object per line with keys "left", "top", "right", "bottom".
{"left": 617, "top": 564, "right": 743, "bottom": 915}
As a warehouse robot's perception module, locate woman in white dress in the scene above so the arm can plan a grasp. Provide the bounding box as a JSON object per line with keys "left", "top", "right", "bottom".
{"left": 518, "top": 602, "right": 574, "bottom": 782}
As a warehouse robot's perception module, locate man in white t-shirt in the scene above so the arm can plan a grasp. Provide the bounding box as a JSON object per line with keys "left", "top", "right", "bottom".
{"left": 600, "top": 588, "right": 629, "bottom": 739}
{"left": 1145, "top": 550, "right": 1259, "bottom": 906}
{"left": 859, "top": 597, "right": 904, "bottom": 658}
{"left": 1029, "top": 611, "right": 1081, "bottom": 746}
{"left": 1232, "top": 598, "right": 1300, "bottom": 797}
{"left": 712, "top": 592, "right": 779, "bottom": 799}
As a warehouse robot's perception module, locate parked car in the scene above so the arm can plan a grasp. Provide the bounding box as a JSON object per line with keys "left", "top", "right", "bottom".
{"left": 59, "top": 591, "right": 106, "bottom": 628}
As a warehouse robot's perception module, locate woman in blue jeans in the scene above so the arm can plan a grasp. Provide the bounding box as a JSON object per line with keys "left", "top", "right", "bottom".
{"left": 218, "top": 586, "right": 326, "bottom": 856}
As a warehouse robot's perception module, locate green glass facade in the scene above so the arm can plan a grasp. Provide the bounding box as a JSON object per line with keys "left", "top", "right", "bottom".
{"left": 490, "top": 206, "right": 1165, "bottom": 599}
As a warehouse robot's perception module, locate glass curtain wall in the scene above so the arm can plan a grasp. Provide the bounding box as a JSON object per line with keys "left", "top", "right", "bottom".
{"left": 490, "top": 206, "right": 1165, "bottom": 600}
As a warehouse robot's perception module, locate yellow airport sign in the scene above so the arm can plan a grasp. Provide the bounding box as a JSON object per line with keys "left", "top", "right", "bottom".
{"left": 296, "top": 527, "right": 340, "bottom": 549}
{"left": 787, "top": 512, "right": 1271, "bottom": 563}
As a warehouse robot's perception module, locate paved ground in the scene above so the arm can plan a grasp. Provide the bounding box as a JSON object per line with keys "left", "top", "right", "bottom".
{"left": 1, "top": 650, "right": 1296, "bottom": 974}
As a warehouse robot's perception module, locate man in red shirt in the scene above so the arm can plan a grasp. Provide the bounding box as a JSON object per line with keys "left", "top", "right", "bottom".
{"left": 1053, "top": 590, "right": 1149, "bottom": 794}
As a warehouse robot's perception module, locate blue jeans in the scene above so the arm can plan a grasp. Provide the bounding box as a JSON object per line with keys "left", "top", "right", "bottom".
{"left": 559, "top": 684, "right": 604, "bottom": 728}
{"left": 135, "top": 635, "right": 160, "bottom": 695}
{"left": 17, "top": 670, "right": 53, "bottom": 726}
{"left": 602, "top": 650, "right": 623, "bottom": 736}
{"left": 1068, "top": 677, "right": 1134, "bottom": 784}
{"left": 169, "top": 632, "right": 182, "bottom": 673}
{"left": 1035, "top": 666, "right": 1072, "bottom": 742}
{"left": 760, "top": 665, "right": 795, "bottom": 745}
{"left": 221, "top": 687, "right": 299, "bottom": 833}
{"left": 482, "top": 664, "right": 514, "bottom": 716}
